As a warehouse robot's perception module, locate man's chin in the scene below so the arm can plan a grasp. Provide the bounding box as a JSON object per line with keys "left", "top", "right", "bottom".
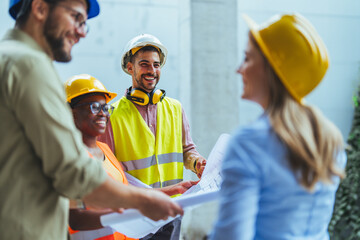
{"left": 54, "top": 52, "right": 72, "bottom": 62}
{"left": 143, "top": 83, "right": 157, "bottom": 92}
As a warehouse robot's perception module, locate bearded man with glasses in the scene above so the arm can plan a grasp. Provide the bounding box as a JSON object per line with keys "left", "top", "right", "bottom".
{"left": 0, "top": 1, "right": 183, "bottom": 240}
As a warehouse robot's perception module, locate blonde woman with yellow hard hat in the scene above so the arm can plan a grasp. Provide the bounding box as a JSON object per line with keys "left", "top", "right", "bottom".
{"left": 210, "top": 14, "right": 346, "bottom": 240}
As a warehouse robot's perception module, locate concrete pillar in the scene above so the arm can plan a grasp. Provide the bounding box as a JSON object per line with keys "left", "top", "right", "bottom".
{"left": 181, "top": 0, "right": 239, "bottom": 239}
{"left": 190, "top": 0, "right": 239, "bottom": 157}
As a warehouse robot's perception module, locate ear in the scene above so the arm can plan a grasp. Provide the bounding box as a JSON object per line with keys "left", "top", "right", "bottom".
{"left": 31, "top": 0, "right": 50, "bottom": 22}
{"left": 71, "top": 109, "right": 81, "bottom": 128}
{"left": 71, "top": 108, "right": 77, "bottom": 120}
{"left": 127, "top": 62, "right": 134, "bottom": 74}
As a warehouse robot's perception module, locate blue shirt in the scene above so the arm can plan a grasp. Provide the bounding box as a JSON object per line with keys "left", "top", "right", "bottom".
{"left": 210, "top": 114, "right": 346, "bottom": 240}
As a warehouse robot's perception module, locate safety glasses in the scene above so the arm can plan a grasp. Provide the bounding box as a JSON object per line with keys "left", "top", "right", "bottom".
{"left": 74, "top": 102, "right": 114, "bottom": 116}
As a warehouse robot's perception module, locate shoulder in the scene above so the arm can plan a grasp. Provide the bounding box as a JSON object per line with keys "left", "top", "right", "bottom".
{"left": 96, "top": 141, "right": 112, "bottom": 154}
{"left": 161, "top": 96, "right": 182, "bottom": 108}
{"left": 224, "top": 115, "right": 284, "bottom": 174}
{"left": 112, "top": 96, "right": 131, "bottom": 110}
{"left": 233, "top": 114, "right": 272, "bottom": 142}
{"left": 0, "top": 40, "right": 56, "bottom": 88}
{"left": 1, "top": 35, "right": 50, "bottom": 71}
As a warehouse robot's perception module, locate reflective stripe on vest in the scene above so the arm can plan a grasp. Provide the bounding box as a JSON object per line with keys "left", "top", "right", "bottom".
{"left": 111, "top": 96, "right": 183, "bottom": 187}
{"left": 70, "top": 227, "right": 138, "bottom": 240}
{"left": 150, "top": 178, "right": 183, "bottom": 188}
{"left": 70, "top": 227, "right": 116, "bottom": 240}
{"left": 121, "top": 152, "right": 183, "bottom": 171}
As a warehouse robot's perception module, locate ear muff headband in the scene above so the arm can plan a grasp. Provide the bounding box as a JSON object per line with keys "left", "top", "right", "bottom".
{"left": 126, "top": 87, "right": 166, "bottom": 105}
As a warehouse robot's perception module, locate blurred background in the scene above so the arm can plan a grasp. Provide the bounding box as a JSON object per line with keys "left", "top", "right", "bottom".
{"left": 1, "top": 0, "right": 360, "bottom": 239}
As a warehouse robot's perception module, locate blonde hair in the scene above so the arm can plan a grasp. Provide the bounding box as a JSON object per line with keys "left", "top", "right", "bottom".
{"left": 250, "top": 34, "right": 345, "bottom": 191}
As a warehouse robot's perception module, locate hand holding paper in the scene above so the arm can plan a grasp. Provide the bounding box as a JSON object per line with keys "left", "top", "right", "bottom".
{"left": 196, "top": 158, "right": 207, "bottom": 178}
{"left": 136, "top": 189, "right": 184, "bottom": 221}
{"left": 100, "top": 134, "right": 231, "bottom": 238}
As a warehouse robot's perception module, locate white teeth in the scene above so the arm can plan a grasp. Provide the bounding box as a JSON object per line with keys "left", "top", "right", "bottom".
{"left": 144, "top": 77, "right": 154, "bottom": 80}
{"left": 95, "top": 120, "right": 106, "bottom": 125}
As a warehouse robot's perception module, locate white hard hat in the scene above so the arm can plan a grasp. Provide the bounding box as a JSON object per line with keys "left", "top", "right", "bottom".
{"left": 121, "top": 34, "right": 168, "bottom": 75}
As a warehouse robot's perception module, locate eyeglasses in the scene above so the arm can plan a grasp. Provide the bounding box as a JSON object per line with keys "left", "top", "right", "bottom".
{"left": 75, "top": 102, "right": 114, "bottom": 116}
{"left": 56, "top": 4, "right": 89, "bottom": 35}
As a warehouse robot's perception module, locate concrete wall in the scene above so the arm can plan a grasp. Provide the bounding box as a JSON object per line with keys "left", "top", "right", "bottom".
{"left": 55, "top": 0, "right": 184, "bottom": 105}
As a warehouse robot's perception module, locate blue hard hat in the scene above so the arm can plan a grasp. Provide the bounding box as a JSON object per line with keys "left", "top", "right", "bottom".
{"left": 9, "top": 0, "right": 100, "bottom": 20}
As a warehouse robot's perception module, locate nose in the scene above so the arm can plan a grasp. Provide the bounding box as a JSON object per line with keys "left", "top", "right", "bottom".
{"left": 236, "top": 63, "right": 244, "bottom": 75}
{"left": 75, "top": 28, "right": 87, "bottom": 38}
{"left": 97, "top": 107, "right": 107, "bottom": 117}
{"left": 147, "top": 65, "right": 157, "bottom": 74}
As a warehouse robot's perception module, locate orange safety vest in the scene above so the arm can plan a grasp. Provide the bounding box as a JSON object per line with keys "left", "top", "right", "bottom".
{"left": 69, "top": 142, "right": 137, "bottom": 240}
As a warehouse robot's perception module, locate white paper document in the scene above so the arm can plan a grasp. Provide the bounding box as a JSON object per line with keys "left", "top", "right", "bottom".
{"left": 184, "top": 133, "right": 231, "bottom": 195}
{"left": 100, "top": 133, "right": 231, "bottom": 238}
{"left": 124, "top": 172, "right": 152, "bottom": 189}
{"left": 100, "top": 190, "right": 219, "bottom": 238}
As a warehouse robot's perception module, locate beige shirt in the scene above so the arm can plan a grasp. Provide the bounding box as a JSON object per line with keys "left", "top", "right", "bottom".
{"left": 0, "top": 29, "right": 107, "bottom": 240}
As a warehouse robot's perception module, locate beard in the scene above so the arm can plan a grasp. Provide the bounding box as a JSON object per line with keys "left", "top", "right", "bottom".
{"left": 134, "top": 70, "right": 159, "bottom": 92}
{"left": 43, "top": 14, "right": 72, "bottom": 62}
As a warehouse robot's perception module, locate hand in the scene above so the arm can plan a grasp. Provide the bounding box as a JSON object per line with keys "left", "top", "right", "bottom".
{"left": 160, "top": 180, "right": 199, "bottom": 196}
{"left": 114, "top": 208, "right": 124, "bottom": 214}
{"left": 137, "top": 190, "right": 184, "bottom": 221}
{"left": 195, "top": 158, "right": 207, "bottom": 179}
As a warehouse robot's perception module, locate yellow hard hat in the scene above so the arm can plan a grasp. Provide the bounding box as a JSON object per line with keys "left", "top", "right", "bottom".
{"left": 121, "top": 34, "right": 168, "bottom": 75}
{"left": 243, "top": 13, "right": 329, "bottom": 103}
{"left": 64, "top": 74, "right": 117, "bottom": 103}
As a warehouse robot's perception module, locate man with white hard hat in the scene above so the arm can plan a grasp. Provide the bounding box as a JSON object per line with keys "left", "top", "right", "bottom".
{"left": 99, "top": 34, "right": 207, "bottom": 240}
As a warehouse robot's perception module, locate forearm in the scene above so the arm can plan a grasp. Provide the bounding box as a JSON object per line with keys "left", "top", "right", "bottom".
{"left": 182, "top": 107, "right": 203, "bottom": 173}
{"left": 183, "top": 149, "right": 201, "bottom": 172}
{"left": 69, "top": 209, "right": 113, "bottom": 230}
{"left": 82, "top": 177, "right": 146, "bottom": 210}
{"left": 82, "top": 177, "right": 184, "bottom": 221}
{"left": 158, "top": 186, "right": 178, "bottom": 196}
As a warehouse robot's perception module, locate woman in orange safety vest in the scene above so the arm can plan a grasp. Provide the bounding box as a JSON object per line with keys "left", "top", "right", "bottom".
{"left": 65, "top": 74, "right": 137, "bottom": 240}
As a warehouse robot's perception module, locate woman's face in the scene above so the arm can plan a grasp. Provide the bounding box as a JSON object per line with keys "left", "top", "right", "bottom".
{"left": 237, "top": 37, "right": 270, "bottom": 109}
{"left": 72, "top": 94, "right": 109, "bottom": 138}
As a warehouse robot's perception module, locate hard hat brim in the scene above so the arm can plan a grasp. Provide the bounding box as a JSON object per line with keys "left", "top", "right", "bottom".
{"left": 67, "top": 90, "right": 117, "bottom": 104}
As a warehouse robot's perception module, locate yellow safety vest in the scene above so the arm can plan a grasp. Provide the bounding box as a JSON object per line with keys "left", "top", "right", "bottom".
{"left": 110, "top": 96, "right": 183, "bottom": 188}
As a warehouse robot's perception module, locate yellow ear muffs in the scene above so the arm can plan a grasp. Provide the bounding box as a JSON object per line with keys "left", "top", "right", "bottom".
{"left": 151, "top": 89, "right": 166, "bottom": 104}
{"left": 126, "top": 87, "right": 149, "bottom": 105}
{"left": 126, "top": 87, "right": 166, "bottom": 105}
